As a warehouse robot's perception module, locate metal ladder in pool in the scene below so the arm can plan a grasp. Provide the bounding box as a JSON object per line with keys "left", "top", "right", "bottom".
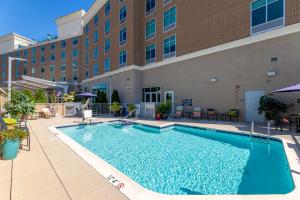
{"left": 250, "top": 121, "right": 271, "bottom": 151}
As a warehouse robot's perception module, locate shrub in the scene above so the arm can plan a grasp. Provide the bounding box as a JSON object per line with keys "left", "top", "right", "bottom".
{"left": 4, "top": 90, "right": 35, "bottom": 119}
{"left": 34, "top": 89, "right": 47, "bottom": 103}
{"left": 0, "top": 129, "right": 28, "bottom": 143}
{"left": 127, "top": 104, "right": 136, "bottom": 112}
{"left": 110, "top": 102, "right": 121, "bottom": 113}
{"left": 62, "top": 92, "right": 76, "bottom": 103}
{"left": 258, "top": 96, "right": 287, "bottom": 121}
{"left": 111, "top": 90, "right": 121, "bottom": 103}
{"left": 22, "top": 89, "right": 35, "bottom": 102}
{"left": 96, "top": 91, "right": 108, "bottom": 103}
{"left": 156, "top": 101, "right": 172, "bottom": 115}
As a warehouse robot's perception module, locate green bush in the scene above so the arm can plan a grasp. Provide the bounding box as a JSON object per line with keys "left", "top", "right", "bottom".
{"left": 156, "top": 101, "right": 172, "bottom": 115}
{"left": 127, "top": 104, "right": 136, "bottom": 112}
{"left": 258, "top": 96, "right": 287, "bottom": 121}
{"left": 110, "top": 102, "right": 122, "bottom": 113}
{"left": 111, "top": 90, "right": 121, "bottom": 103}
{"left": 5, "top": 90, "right": 35, "bottom": 119}
{"left": 96, "top": 91, "right": 108, "bottom": 103}
{"left": 62, "top": 91, "right": 75, "bottom": 103}
{"left": 22, "top": 89, "right": 35, "bottom": 102}
{"left": 34, "top": 89, "right": 47, "bottom": 103}
{"left": 0, "top": 129, "right": 28, "bottom": 143}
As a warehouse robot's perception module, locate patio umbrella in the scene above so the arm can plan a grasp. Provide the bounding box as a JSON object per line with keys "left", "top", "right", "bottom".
{"left": 76, "top": 92, "right": 97, "bottom": 98}
{"left": 272, "top": 83, "right": 300, "bottom": 93}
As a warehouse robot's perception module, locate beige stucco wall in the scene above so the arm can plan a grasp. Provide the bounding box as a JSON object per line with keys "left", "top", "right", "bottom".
{"left": 142, "top": 30, "right": 300, "bottom": 121}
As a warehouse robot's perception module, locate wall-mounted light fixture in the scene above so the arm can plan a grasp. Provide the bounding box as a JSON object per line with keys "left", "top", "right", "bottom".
{"left": 267, "top": 71, "right": 277, "bottom": 77}
{"left": 210, "top": 78, "right": 217, "bottom": 83}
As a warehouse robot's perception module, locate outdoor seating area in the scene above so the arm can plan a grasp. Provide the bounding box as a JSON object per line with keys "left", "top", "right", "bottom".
{"left": 173, "top": 106, "right": 240, "bottom": 122}
{"left": 276, "top": 114, "right": 300, "bottom": 132}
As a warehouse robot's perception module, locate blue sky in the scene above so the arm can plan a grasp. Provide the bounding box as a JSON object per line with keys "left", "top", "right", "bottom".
{"left": 0, "top": 0, "right": 95, "bottom": 39}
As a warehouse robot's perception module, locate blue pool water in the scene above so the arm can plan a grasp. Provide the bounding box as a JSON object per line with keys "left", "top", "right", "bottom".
{"left": 59, "top": 122, "right": 294, "bottom": 195}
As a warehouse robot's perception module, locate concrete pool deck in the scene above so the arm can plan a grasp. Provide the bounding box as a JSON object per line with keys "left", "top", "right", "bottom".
{"left": 1, "top": 117, "right": 300, "bottom": 200}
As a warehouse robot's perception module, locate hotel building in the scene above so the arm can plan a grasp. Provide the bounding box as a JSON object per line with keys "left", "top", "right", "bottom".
{"left": 0, "top": 0, "right": 300, "bottom": 122}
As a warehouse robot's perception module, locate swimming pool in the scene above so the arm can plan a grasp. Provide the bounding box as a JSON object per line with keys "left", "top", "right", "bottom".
{"left": 58, "top": 122, "right": 294, "bottom": 195}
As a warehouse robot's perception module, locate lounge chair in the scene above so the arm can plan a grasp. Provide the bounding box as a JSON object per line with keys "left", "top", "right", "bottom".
{"left": 83, "top": 110, "right": 95, "bottom": 124}
{"left": 173, "top": 106, "right": 183, "bottom": 118}
{"left": 225, "top": 109, "right": 239, "bottom": 122}
{"left": 41, "top": 108, "right": 52, "bottom": 118}
{"left": 192, "top": 107, "right": 202, "bottom": 120}
{"left": 207, "top": 108, "right": 217, "bottom": 120}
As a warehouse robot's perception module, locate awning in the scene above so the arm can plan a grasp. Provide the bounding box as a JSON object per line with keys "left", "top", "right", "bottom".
{"left": 273, "top": 83, "right": 300, "bottom": 93}
{"left": 10, "top": 75, "right": 69, "bottom": 93}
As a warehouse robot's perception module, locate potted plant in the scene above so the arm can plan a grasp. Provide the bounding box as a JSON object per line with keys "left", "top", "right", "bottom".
{"left": 127, "top": 104, "right": 136, "bottom": 118}
{"left": 0, "top": 129, "right": 28, "bottom": 160}
{"left": 111, "top": 102, "right": 122, "bottom": 117}
{"left": 258, "top": 95, "right": 287, "bottom": 124}
{"left": 156, "top": 102, "right": 172, "bottom": 120}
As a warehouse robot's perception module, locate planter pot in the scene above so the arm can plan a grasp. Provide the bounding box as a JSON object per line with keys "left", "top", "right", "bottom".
{"left": 162, "top": 114, "right": 169, "bottom": 120}
{"left": 1, "top": 139, "right": 20, "bottom": 160}
{"left": 155, "top": 114, "right": 161, "bottom": 120}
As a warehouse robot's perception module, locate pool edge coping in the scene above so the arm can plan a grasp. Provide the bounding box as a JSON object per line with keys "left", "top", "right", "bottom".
{"left": 48, "top": 120, "right": 300, "bottom": 200}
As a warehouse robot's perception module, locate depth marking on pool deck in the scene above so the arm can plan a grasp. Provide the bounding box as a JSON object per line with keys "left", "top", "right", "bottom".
{"left": 107, "top": 175, "right": 125, "bottom": 190}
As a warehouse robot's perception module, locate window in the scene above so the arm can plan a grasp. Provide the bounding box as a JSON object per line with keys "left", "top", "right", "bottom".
{"left": 146, "top": 19, "right": 156, "bottom": 39}
{"left": 85, "top": 69, "right": 89, "bottom": 79}
{"left": 61, "top": 40, "right": 66, "bottom": 48}
{"left": 163, "top": 35, "right": 176, "bottom": 59}
{"left": 105, "top": 20, "right": 111, "bottom": 34}
{"left": 93, "top": 63, "right": 99, "bottom": 76}
{"left": 60, "top": 63, "right": 66, "bottom": 71}
{"left": 72, "top": 72, "right": 78, "bottom": 81}
{"left": 72, "top": 49, "right": 78, "bottom": 58}
{"left": 120, "top": 5, "right": 127, "bottom": 23}
{"left": 85, "top": 39, "right": 89, "bottom": 49}
{"left": 119, "top": 28, "right": 127, "bottom": 45}
{"left": 104, "top": 57, "right": 110, "bottom": 72}
{"left": 50, "top": 53, "right": 55, "bottom": 61}
{"left": 164, "top": 6, "right": 176, "bottom": 32}
{"left": 119, "top": 50, "right": 127, "bottom": 67}
{"left": 61, "top": 51, "right": 66, "bottom": 60}
{"left": 94, "top": 15, "right": 98, "bottom": 26}
{"left": 105, "top": 1, "right": 111, "bottom": 16}
{"left": 41, "top": 66, "right": 45, "bottom": 73}
{"left": 24, "top": 50, "right": 28, "bottom": 57}
{"left": 23, "top": 67, "right": 27, "bottom": 75}
{"left": 32, "top": 47, "right": 36, "bottom": 56}
{"left": 142, "top": 87, "right": 161, "bottom": 103}
{"left": 251, "top": 0, "right": 285, "bottom": 34}
{"left": 50, "top": 43, "right": 55, "bottom": 50}
{"left": 40, "top": 56, "right": 45, "bottom": 64}
{"left": 85, "top": 52, "right": 89, "bottom": 64}
{"left": 40, "top": 46, "right": 45, "bottom": 53}
{"left": 146, "top": 43, "right": 156, "bottom": 64}
{"left": 72, "top": 60, "right": 78, "bottom": 71}
{"left": 32, "top": 58, "right": 36, "bottom": 65}
{"left": 163, "top": 0, "right": 172, "bottom": 6}
{"left": 50, "top": 64, "right": 55, "bottom": 81}
{"left": 94, "top": 47, "right": 99, "bottom": 59}
{"left": 60, "top": 74, "right": 66, "bottom": 82}
{"left": 73, "top": 38, "right": 78, "bottom": 46}
{"left": 94, "top": 31, "right": 98, "bottom": 43}
{"left": 105, "top": 39, "right": 111, "bottom": 53}
{"left": 31, "top": 67, "right": 35, "bottom": 74}
{"left": 146, "top": 0, "right": 155, "bottom": 15}
{"left": 85, "top": 26, "right": 89, "bottom": 35}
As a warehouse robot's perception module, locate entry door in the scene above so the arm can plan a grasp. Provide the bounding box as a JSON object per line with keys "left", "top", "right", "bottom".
{"left": 245, "top": 91, "right": 265, "bottom": 123}
{"left": 164, "top": 91, "right": 174, "bottom": 114}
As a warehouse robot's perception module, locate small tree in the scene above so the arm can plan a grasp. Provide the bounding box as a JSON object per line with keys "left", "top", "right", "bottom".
{"left": 50, "top": 93, "right": 57, "bottom": 103}
{"left": 258, "top": 96, "right": 287, "bottom": 121}
{"left": 34, "top": 89, "right": 47, "bottom": 103}
{"left": 111, "top": 90, "right": 121, "bottom": 103}
{"left": 4, "top": 90, "right": 35, "bottom": 120}
{"left": 96, "top": 91, "right": 108, "bottom": 103}
{"left": 22, "top": 89, "right": 35, "bottom": 102}
{"left": 62, "top": 91, "right": 76, "bottom": 103}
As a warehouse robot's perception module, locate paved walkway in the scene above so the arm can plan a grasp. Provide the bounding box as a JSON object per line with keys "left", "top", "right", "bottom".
{"left": 0, "top": 117, "right": 299, "bottom": 200}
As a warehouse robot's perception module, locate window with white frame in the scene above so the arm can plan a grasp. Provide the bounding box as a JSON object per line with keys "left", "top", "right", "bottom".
{"left": 93, "top": 63, "right": 99, "bottom": 75}
{"left": 104, "top": 57, "right": 111, "bottom": 72}
{"left": 163, "top": 35, "right": 176, "bottom": 59}
{"left": 163, "top": 6, "right": 176, "bottom": 32}
{"left": 146, "top": 43, "right": 156, "bottom": 64}
{"left": 120, "top": 5, "right": 127, "bottom": 23}
{"left": 94, "top": 47, "right": 99, "bottom": 59}
{"left": 105, "top": 20, "right": 111, "bottom": 34}
{"left": 119, "top": 50, "right": 127, "bottom": 67}
{"left": 251, "top": 0, "right": 285, "bottom": 35}
{"left": 105, "top": 39, "right": 111, "bottom": 53}
{"left": 120, "top": 27, "right": 127, "bottom": 45}
{"left": 146, "top": 0, "right": 155, "bottom": 15}
{"left": 61, "top": 51, "right": 66, "bottom": 60}
{"left": 146, "top": 19, "right": 156, "bottom": 40}
{"left": 72, "top": 48, "right": 78, "bottom": 58}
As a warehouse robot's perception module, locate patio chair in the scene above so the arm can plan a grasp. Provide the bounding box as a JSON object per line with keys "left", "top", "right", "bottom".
{"left": 192, "top": 107, "right": 202, "bottom": 120}
{"left": 173, "top": 106, "right": 183, "bottom": 118}
{"left": 225, "top": 109, "right": 239, "bottom": 122}
{"left": 83, "top": 110, "right": 95, "bottom": 124}
{"left": 41, "top": 108, "right": 52, "bottom": 118}
{"left": 207, "top": 108, "right": 217, "bottom": 120}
